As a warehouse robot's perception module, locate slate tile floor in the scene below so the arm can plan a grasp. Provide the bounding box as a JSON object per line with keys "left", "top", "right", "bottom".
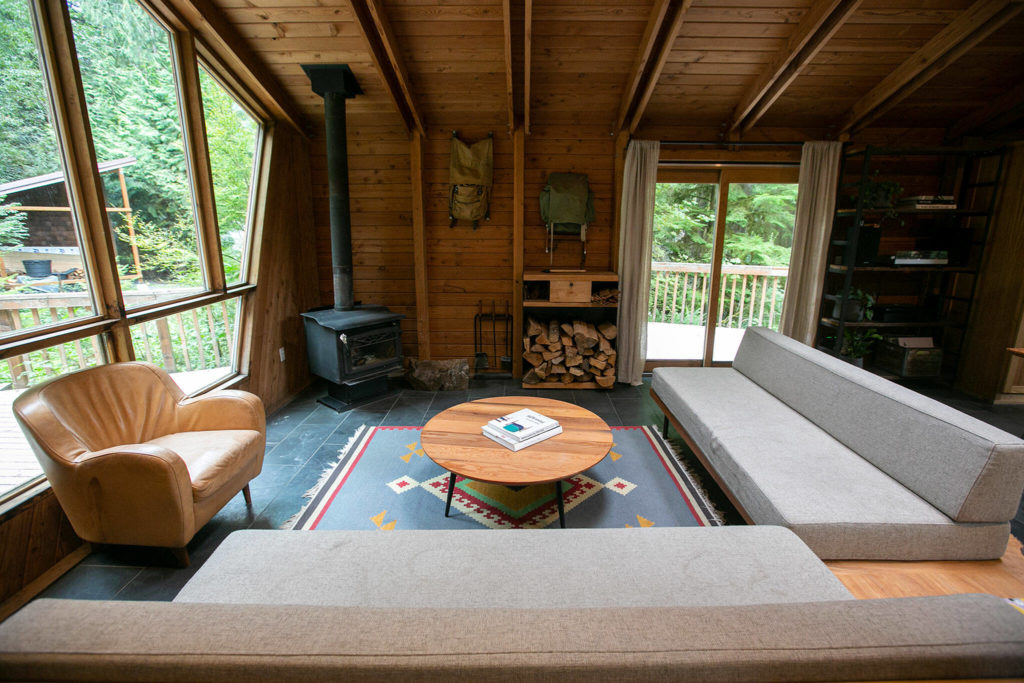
{"left": 34, "top": 375, "right": 1024, "bottom": 603}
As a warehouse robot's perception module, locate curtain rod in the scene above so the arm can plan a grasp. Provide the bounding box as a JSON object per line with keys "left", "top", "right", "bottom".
{"left": 658, "top": 161, "right": 800, "bottom": 167}
{"left": 659, "top": 140, "right": 805, "bottom": 148}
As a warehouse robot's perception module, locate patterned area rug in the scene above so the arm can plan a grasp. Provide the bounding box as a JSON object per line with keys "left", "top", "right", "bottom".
{"left": 285, "top": 425, "right": 721, "bottom": 531}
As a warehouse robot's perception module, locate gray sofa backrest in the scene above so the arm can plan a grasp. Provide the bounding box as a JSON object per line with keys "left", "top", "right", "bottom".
{"left": 732, "top": 327, "right": 1024, "bottom": 523}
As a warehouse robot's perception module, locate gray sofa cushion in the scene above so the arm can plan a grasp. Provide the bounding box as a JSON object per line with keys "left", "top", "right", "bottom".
{"left": 174, "top": 527, "right": 853, "bottom": 607}
{"left": 652, "top": 367, "right": 1010, "bottom": 560}
{"left": 732, "top": 326, "right": 1024, "bottom": 523}
{"left": 3, "top": 595, "right": 1022, "bottom": 681}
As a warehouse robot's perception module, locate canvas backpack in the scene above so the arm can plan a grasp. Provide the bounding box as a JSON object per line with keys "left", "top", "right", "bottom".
{"left": 539, "top": 172, "right": 595, "bottom": 262}
{"left": 449, "top": 132, "right": 493, "bottom": 229}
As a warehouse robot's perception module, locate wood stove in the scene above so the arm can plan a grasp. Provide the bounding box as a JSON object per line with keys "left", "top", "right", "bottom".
{"left": 302, "top": 306, "right": 403, "bottom": 411}
{"left": 300, "top": 64, "right": 404, "bottom": 411}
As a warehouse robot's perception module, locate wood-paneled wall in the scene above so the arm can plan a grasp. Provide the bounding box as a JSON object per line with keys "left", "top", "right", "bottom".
{"left": 240, "top": 123, "right": 321, "bottom": 415}
{"left": 0, "top": 487, "right": 84, "bottom": 612}
{"left": 310, "top": 122, "right": 618, "bottom": 363}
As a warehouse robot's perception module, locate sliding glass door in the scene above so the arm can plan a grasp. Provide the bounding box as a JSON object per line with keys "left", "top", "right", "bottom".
{"left": 647, "top": 168, "right": 799, "bottom": 367}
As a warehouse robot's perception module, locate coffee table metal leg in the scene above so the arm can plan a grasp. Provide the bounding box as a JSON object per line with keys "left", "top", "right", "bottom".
{"left": 444, "top": 472, "right": 457, "bottom": 517}
{"left": 555, "top": 480, "right": 566, "bottom": 528}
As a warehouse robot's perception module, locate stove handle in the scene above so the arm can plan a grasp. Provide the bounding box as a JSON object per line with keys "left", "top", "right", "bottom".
{"left": 339, "top": 333, "right": 348, "bottom": 346}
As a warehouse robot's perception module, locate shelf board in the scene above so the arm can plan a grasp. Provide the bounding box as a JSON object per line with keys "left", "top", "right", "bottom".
{"left": 835, "top": 208, "right": 986, "bottom": 217}
{"left": 523, "top": 301, "right": 618, "bottom": 308}
{"left": 828, "top": 265, "right": 974, "bottom": 274}
{"left": 522, "top": 381, "right": 602, "bottom": 390}
{"left": 523, "top": 270, "right": 618, "bottom": 282}
{"left": 819, "top": 317, "right": 958, "bottom": 329}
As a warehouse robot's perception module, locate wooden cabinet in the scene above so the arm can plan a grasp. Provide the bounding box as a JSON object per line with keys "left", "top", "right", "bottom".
{"left": 523, "top": 271, "right": 619, "bottom": 307}
{"left": 816, "top": 145, "right": 1006, "bottom": 380}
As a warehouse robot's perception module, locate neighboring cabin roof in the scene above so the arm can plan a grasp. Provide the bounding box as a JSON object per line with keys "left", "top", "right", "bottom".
{"left": 0, "top": 157, "right": 137, "bottom": 196}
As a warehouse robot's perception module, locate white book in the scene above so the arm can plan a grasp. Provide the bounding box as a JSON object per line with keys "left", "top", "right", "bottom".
{"left": 482, "top": 424, "right": 563, "bottom": 451}
{"left": 487, "top": 408, "right": 559, "bottom": 442}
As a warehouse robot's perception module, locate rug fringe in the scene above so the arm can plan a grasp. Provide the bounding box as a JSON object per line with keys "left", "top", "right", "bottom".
{"left": 280, "top": 425, "right": 367, "bottom": 530}
{"left": 647, "top": 425, "right": 725, "bottom": 526}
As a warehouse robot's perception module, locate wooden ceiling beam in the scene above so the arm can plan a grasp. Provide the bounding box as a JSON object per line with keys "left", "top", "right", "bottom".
{"left": 627, "top": 0, "right": 692, "bottom": 135}
{"left": 503, "top": 0, "right": 515, "bottom": 134}
{"left": 160, "top": 0, "right": 308, "bottom": 134}
{"left": 729, "top": 0, "right": 862, "bottom": 136}
{"left": 614, "top": 0, "right": 672, "bottom": 135}
{"left": 524, "top": 0, "right": 532, "bottom": 135}
{"left": 947, "top": 80, "right": 1024, "bottom": 140}
{"left": 838, "top": 0, "right": 1024, "bottom": 135}
{"left": 349, "top": 0, "right": 425, "bottom": 136}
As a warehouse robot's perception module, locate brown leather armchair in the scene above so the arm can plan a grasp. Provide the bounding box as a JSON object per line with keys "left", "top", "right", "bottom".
{"left": 13, "top": 362, "right": 265, "bottom": 566}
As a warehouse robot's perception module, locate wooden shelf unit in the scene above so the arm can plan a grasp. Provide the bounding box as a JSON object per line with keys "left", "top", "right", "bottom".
{"left": 521, "top": 271, "right": 619, "bottom": 389}
{"left": 816, "top": 145, "right": 1006, "bottom": 378}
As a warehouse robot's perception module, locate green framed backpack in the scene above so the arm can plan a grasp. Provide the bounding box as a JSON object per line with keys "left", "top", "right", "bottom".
{"left": 539, "top": 172, "right": 595, "bottom": 265}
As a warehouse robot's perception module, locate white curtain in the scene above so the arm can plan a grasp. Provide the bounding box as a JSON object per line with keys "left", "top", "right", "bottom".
{"left": 779, "top": 141, "right": 843, "bottom": 345}
{"left": 616, "top": 139, "right": 660, "bottom": 385}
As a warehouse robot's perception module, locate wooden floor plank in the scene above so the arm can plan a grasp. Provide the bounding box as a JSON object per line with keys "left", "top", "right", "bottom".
{"left": 827, "top": 536, "right": 1024, "bottom": 599}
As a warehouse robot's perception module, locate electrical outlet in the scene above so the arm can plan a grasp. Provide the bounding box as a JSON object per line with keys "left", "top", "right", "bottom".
{"left": 279, "top": 347, "right": 286, "bottom": 362}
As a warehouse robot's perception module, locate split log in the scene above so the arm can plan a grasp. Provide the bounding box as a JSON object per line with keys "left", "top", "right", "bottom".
{"left": 565, "top": 348, "right": 583, "bottom": 367}
{"left": 523, "top": 351, "right": 544, "bottom": 367}
{"left": 551, "top": 355, "right": 565, "bottom": 365}
{"left": 579, "top": 372, "right": 594, "bottom": 382}
{"left": 598, "top": 322, "right": 617, "bottom": 340}
{"left": 581, "top": 358, "right": 591, "bottom": 372}
{"left": 573, "top": 320, "right": 598, "bottom": 350}
{"left": 531, "top": 343, "right": 546, "bottom": 353}
{"left": 590, "top": 358, "right": 607, "bottom": 370}
{"left": 523, "top": 336, "right": 531, "bottom": 352}
{"left": 547, "top": 342, "right": 562, "bottom": 351}
{"left": 560, "top": 373, "right": 574, "bottom": 384}
{"left": 542, "top": 350, "right": 559, "bottom": 361}
{"left": 527, "top": 318, "right": 544, "bottom": 336}
{"left": 560, "top": 334, "right": 572, "bottom": 347}
{"left": 549, "top": 364, "right": 567, "bottom": 375}
{"left": 535, "top": 362, "right": 550, "bottom": 379}
{"left": 582, "top": 347, "right": 595, "bottom": 357}
{"left": 523, "top": 369, "right": 541, "bottom": 384}
{"left": 560, "top": 323, "right": 574, "bottom": 336}
{"left": 595, "top": 375, "right": 615, "bottom": 388}
{"left": 535, "top": 328, "right": 550, "bottom": 346}
{"left": 598, "top": 335, "right": 613, "bottom": 355}
{"left": 548, "top": 320, "right": 559, "bottom": 344}
{"left": 568, "top": 366, "right": 584, "bottom": 377}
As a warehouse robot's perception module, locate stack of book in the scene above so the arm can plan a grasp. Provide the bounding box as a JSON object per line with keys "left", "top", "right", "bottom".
{"left": 897, "top": 195, "right": 957, "bottom": 211}
{"left": 893, "top": 250, "right": 949, "bottom": 265}
{"left": 481, "top": 408, "right": 562, "bottom": 451}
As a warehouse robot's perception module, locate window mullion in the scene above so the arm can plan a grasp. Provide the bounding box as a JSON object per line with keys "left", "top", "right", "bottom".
{"left": 31, "top": 0, "right": 131, "bottom": 361}
{"left": 172, "top": 29, "right": 226, "bottom": 292}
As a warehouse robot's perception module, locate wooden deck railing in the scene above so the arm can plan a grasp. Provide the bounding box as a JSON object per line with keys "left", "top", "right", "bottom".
{"left": 649, "top": 262, "right": 789, "bottom": 330}
{"left": 0, "top": 291, "right": 234, "bottom": 389}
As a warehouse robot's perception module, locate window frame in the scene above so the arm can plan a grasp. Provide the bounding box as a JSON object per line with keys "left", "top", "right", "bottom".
{"left": 0, "top": 0, "right": 270, "bottom": 505}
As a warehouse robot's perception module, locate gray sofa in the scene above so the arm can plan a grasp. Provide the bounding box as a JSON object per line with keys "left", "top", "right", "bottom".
{"left": 2, "top": 527, "right": 1023, "bottom": 681}
{"left": 652, "top": 326, "right": 1024, "bottom": 560}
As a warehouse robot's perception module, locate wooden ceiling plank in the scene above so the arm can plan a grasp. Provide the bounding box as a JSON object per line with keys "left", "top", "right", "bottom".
{"left": 947, "top": 79, "right": 1024, "bottom": 139}
{"left": 525, "top": 0, "right": 532, "bottom": 135}
{"left": 838, "top": 0, "right": 1024, "bottom": 134}
{"left": 627, "top": 0, "right": 694, "bottom": 134}
{"left": 729, "top": 0, "right": 863, "bottom": 135}
{"left": 614, "top": 0, "right": 673, "bottom": 134}
{"left": 349, "top": 0, "right": 425, "bottom": 136}
{"left": 503, "top": 0, "right": 515, "bottom": 133}
{"left": 163, "top": 0, "right": 308, "bottom": 133}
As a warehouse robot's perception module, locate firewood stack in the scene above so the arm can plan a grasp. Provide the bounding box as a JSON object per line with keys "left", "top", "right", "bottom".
{"left": 522, "top": 316, "right": 617, "bottom": 388}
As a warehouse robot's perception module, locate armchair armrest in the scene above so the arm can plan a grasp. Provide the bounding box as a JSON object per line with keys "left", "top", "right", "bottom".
{"left": 67, "top": 445, "right": 196, "bottom": 548}
{"left": 177, "top": 390, "right": 265, "bottom": 433}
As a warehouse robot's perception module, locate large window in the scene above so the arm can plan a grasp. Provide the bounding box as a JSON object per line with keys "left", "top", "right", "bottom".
{"left": 0, "top": 0, "right": 266, "bottom": 499}
{"left": 648, "top": 168, "right": 799, "bottom": 366}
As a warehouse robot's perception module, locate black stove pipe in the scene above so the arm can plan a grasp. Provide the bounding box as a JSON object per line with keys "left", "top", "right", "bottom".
{"left": 324, "top": 91, "right": 353, "bottom": 311}
{"left": 301, "top": 64, "right": 363, "bottom": 312}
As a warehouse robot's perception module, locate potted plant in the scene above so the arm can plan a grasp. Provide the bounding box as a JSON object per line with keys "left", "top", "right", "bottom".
{"left": 841, "top": 329, "right": 883, "bottom": 368}
{"left": 832, "top": 288, "right": 875, "bottom": 322}
{"left": 860, "top": 173, "right": 903, "bottom": 211}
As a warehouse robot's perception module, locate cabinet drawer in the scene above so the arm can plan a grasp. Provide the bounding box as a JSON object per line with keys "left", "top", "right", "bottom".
{"left": 550, "top": 280, "right": 591, "bottom": 303}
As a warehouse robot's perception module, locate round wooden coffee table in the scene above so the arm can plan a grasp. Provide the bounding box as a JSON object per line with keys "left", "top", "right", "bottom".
{"left": 420, "top": 396, "right": 613, "bottom": 528}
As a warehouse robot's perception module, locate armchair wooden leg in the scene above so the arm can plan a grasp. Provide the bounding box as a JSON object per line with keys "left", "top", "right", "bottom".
{"left": 170, "top": 546, "right": 190, "bottom": 568}
{"left": 242, "top": 484, "right": 252, "bottom": 508}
